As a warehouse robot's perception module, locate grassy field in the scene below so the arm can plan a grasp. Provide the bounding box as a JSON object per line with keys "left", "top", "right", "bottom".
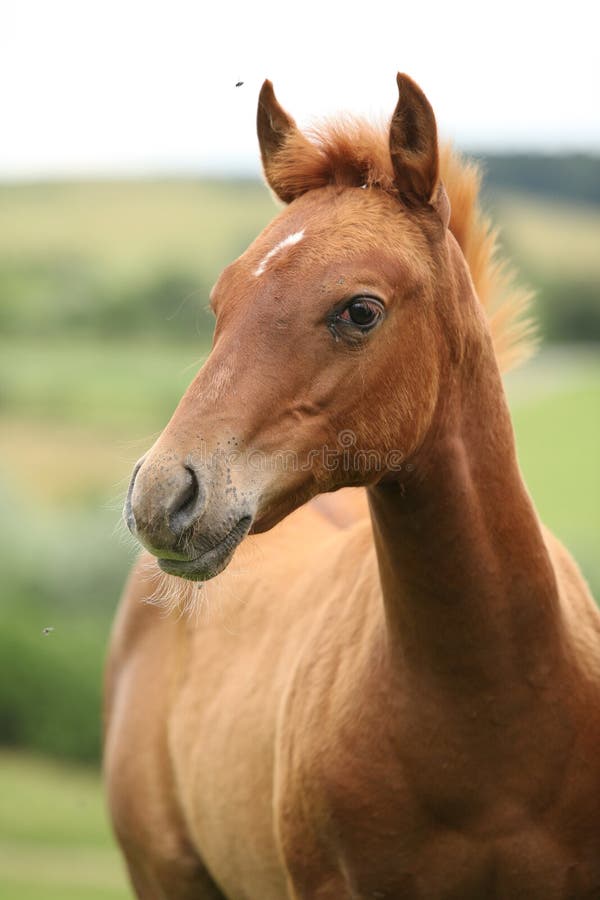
{"left": 507, "top": 347, "right": 600, "bottom": 591}
{"left": 491, "top": 191, "right": 600, "bottom": 281}
{"left": 0, "top": 179, "right": 275, "bottom": 276}
{"left": 0, "top": 337, "right": 598, "bottom": 899}
{"left": 1, "top": 178, "right": 599, "bottom": 342}
{"left": 0, "top": 346, "right": 598, "bottom": 898}
{"left": 1, "top": 179, "right": 598, "bottom": 283}
{"left": 0, "top": 752, "right": 131, "bottom": 899}
{"left": 0, "top": 338, "right": 597, "bottom": 770}
{"left": 0, "top": 175, "right": 598, "bottom": 894}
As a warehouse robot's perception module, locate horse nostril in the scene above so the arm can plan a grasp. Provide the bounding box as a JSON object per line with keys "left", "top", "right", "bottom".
{"left": 126, "top": 457, "right": 206, "bottom": 552}
{"left": 168, "top": 465, "right": 204, "bottom": 535}
{"left": 124, "top": 456, "right": 145, "bottom": 534}
{"left": 175, "top": 466, "right": 197, "bottom": 514}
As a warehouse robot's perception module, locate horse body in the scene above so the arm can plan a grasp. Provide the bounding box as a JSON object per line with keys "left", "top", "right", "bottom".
{"left": 107, "top": 492, "right": 600, "bottom": 898}
{"left": 105, "top": 76, "right": 600, "bottom": 898}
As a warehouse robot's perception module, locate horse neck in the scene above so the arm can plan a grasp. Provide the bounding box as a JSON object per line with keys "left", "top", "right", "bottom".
{"left": 367, "top": 286, "right": 565, "bottom": 702}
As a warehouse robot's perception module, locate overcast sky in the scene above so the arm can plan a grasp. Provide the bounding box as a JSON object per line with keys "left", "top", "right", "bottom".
{"left": 2, "top": 0, "right": 599, "bottom": 179}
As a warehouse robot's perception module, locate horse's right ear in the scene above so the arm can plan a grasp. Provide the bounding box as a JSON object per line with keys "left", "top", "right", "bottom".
{"left": 257, "top": 80, "right": 299, "bottom": 204}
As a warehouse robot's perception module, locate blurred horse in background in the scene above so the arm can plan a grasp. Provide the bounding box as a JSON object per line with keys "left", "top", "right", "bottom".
{"left": 105, "top": 75, "right": 600, "bottom": 898}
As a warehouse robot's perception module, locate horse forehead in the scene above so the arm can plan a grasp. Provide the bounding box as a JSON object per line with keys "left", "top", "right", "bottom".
{"left": 218, "top": 189, "right": 423, "bottom": 300}
{"left": 249, "top": 199, "right": 387, "bottom": 277}
{"left": 251, "top": 201, "right": 326, "bottom": 266}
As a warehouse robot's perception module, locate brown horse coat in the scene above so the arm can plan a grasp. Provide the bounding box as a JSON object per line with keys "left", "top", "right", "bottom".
{"left": 105, "top": 76, "right": 600, "bottom": 899}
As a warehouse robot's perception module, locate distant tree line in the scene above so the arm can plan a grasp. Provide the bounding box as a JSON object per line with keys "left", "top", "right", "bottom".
{"left": 477, "top": 153, "right": 600, "bottom": 207}
{"left": 1, "top": 157, "right": 598, "bottom": 346}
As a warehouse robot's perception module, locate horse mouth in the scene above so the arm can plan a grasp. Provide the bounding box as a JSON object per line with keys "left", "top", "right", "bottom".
{"left": 157, "top": 515, "right": 253, "bottom": 581}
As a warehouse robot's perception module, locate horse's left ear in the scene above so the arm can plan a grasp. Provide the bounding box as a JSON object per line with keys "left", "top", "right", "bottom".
{"left": 390, "top": 74, "right": 448, "bottom": 225}
{"left": 257, "top": 80, "right": 298, "bottom": 204}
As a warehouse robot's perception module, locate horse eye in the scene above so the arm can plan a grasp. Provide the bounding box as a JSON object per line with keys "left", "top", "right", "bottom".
{"left": 339, "top": 298, "right": 383, "bottom": 329}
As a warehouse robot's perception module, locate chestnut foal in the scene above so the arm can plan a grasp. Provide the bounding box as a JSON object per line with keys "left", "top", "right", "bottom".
{"left": 105, "top": 76, "right": 600, "bottom": 899}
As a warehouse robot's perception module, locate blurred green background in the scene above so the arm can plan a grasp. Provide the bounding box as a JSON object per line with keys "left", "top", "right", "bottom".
{"left": 0, "top": 157, "right": 599, "bottom": 898}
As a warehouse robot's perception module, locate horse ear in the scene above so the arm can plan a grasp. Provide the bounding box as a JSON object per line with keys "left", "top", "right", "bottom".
{"left": 257, "top": 80, "right": 298, "bottom": 204}
{"left": 389, "top": 74, "right": 443, "bottom": 217}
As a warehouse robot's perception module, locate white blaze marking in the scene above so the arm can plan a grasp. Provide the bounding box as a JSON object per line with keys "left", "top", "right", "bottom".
{"left": 254, "top": 230, "right": 305, "bottom": 277}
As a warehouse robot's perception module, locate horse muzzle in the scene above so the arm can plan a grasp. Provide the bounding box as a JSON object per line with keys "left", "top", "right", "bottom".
{"left": 124, "top": 452, "right": 255, "bottom": 581}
